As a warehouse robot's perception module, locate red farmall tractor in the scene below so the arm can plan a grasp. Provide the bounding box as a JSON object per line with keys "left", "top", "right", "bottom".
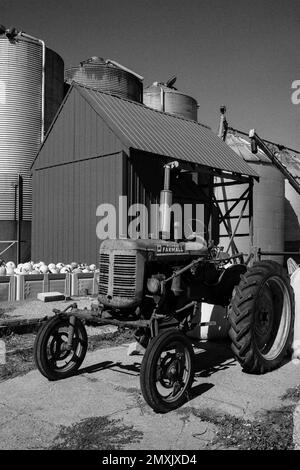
{"left": 34, "top": 157, "right": 295, "bottom": 413}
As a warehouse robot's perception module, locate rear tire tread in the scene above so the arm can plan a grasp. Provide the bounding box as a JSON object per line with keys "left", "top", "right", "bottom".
{"left": 228, "top": 260, "right": 294, "bottom": 374}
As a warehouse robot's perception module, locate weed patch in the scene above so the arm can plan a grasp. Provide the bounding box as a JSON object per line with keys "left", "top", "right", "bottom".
{"left": 178, "top": 405, "right": 295, "bottom": 450}
{"left": 49, "top": 416, "right": 143, "bottom": 450}
{"left": 280, "top": 386, "right": 300, "bottom": 402}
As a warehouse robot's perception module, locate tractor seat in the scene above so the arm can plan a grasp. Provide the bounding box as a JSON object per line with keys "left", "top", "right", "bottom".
{"left": 205, "top": 264, "right": 246, "bottom": 289}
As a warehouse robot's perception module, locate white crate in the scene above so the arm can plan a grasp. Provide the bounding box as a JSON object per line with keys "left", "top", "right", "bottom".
{"left": 0, "top": 275, "right": 16, "bottom": 302}
{"left": 71, "top": 272, "right": 98, "bottom": 297}
{"left": 15, "top": 273, "right": 71, "bottom": 301}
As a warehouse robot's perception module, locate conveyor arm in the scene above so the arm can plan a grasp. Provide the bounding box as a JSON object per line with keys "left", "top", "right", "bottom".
{"left": 249, "top": 129, "right": 300, "bottom": 195}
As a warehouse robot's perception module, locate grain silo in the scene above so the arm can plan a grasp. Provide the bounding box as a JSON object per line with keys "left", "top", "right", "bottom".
{"left": 275, "top": 150, "right": 300, "bottom": 259}
{"left": 65, "top": 57, "right": 143, "bottom": 103}
{"left": 143, "top": 77, "right": 198, "bottom": 121}
{"left": 216, "top": 131, "right": 285, "bottom": 264}
{"left": 0, "top": 26, "right": 64, "bottom": 262}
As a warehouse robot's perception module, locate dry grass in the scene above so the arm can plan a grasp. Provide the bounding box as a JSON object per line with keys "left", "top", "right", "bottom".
{"left": 177, "top": 403, "right": 297, "bottom": 450}
{"left": 0, "top": 326, "right": 134, "bottom": 382}
{"left": 49, "top": 415, "right": 143, "bottom": 450}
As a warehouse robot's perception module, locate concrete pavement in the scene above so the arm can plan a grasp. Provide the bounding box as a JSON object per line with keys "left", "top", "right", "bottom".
{"left": 0, "top": 340, "right": 300, "bottom": 450}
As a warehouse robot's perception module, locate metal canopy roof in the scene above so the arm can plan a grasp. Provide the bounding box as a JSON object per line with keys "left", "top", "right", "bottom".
{"left": 75, "top": 85, "right": 257, "bottom": 179}
{"left": 227, "top": 129, "right": 300, "bottom": 189}
{"left": 226, "top": 132, "right": 271, "bottom": 164}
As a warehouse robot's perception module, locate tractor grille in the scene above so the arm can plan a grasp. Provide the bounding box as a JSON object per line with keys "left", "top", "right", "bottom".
{"left": 113, "top": 255, "right": 136, "bottom": 298}
{"left": 99, "top": 252, "right": 137, "bottom": 299}
{"left": 99, "top": 253, "right": 109, "bottom": 295}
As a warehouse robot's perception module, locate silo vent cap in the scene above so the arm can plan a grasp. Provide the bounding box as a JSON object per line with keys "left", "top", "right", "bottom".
{"left": 80, "top": 57, "right": 106, "bottom": 66}
{"left": 0, "top": 24, "right": 20, "bottom": 39}
{"left": 90, "top": 56, "right": 105, "bottom": 63}
{"left": 151, "top": 78, "right": 178, "bottom": 90}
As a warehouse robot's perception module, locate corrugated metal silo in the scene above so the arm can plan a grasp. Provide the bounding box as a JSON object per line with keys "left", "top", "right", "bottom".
{"left": 216, "top": 133, "right": 285, "bottom": 263}
{"left": 279, "top": 152, "right": 300, "bottom": 257}
{"left": 44, "top": 48, "right": 65, "bottom": 133}
{"left": 0, "top": 31, "right": 64, "bottom": 262}
{"left": 285, "top": 184, "right": 300, "bottom": 253}
{"left": 65, "top": 57, "right": 143, "bottom": 103}
{"left": 143, "top": 81, "right": 198, "bottom": 121}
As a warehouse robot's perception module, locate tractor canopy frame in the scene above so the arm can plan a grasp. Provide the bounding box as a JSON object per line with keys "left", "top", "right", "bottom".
{"left": 169, "top": 159, "right": 255, "bottom": 260}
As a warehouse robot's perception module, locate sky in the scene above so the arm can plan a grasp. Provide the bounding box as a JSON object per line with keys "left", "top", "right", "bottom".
{"left": 1, "top": 0, "right": 300, "bottom": 150}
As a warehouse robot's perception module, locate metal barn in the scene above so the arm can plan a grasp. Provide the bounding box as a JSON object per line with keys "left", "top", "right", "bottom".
{"left": 31, "top": 84, "right": 257, "bottom": 264}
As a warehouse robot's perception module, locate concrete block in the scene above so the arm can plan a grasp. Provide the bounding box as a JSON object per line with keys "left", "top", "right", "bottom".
{"left": 37, "top": 292, "right": 65, "bottom": 302}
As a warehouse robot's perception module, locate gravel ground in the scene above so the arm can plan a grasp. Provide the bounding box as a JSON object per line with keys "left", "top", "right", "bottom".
{"left": 0, "top": 296, "right": 97, "bottom": 322}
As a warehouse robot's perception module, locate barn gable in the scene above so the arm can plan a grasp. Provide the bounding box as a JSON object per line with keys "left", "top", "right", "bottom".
{"left": 32, "top": 86, "right": 124, "bottom": 171}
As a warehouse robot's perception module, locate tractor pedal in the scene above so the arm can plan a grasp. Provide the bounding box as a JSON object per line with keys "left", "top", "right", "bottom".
{"left": 199, "top": 321, "right": 217, "bottom": 327}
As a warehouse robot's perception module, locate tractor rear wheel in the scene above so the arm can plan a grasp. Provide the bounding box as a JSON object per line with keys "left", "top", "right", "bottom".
{"left": 228, "top": 260, "right": 294, "bottom": 374}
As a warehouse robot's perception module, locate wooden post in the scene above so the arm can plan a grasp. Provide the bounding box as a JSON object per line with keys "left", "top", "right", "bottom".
{"left": 17, "top": 174, "right": 23, "bottom": 265}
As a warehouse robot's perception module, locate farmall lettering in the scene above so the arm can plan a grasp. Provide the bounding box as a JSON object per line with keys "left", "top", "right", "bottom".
{"left": 156, "top": 244, "right": 184, "bottom": 254}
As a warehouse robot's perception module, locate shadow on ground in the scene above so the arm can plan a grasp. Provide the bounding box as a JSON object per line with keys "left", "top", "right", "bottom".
{"left": 193, "top": 339, "right": 236, "bottom": 378}
{"left": 75, "top": 339, "right": 237, "bottom": 407}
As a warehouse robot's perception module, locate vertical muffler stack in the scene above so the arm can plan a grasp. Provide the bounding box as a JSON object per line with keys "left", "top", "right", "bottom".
{"left": 159, "top": 161, "right": 179, "bottom": 239}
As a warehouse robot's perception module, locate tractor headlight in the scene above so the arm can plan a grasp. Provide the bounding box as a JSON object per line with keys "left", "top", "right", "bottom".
{"left": 147, "top": 277, "right": 161, "bottom": 294}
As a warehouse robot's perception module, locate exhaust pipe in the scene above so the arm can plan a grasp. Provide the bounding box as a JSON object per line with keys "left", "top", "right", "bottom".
{"left": 159, "top": 161, "right": 179, "bottom": 239}
{"left": 218, "top": 105, "right": 228, "bottom": 141}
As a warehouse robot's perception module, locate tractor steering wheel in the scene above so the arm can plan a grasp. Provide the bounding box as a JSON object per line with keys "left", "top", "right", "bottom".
{"left": 183, "top": 218, "right": 207, "bottom": 246}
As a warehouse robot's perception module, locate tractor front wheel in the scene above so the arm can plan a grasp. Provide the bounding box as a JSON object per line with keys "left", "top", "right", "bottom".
{"left": 228, "top": 260, "right": 294, "bottom": 374}
{"left": 140, "top": 329, "right": 195, "bottom": 413}
{"left": 34, "top": 315, "right": 88, "bottom": 380}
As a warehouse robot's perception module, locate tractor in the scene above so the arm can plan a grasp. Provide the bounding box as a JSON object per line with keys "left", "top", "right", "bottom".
{"left": 34, "top": 161, "right": 294, "bottom": 413}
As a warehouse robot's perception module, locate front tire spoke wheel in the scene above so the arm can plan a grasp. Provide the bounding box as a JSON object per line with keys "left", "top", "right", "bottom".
{"left": 34, "top": 316, "right": 88, "bottom": 381}
{"left": 140, "top": 329, "right": 195, "bottom": 413}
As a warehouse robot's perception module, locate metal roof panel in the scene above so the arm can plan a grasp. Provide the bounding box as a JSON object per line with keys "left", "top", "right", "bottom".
{"left": 227, "top": 129, "right": 300, "bottom": 184}
{"left": 76, "top": 85, "right": 258, "bottom": 178}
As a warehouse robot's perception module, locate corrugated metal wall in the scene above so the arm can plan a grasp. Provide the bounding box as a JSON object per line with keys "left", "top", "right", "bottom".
{"left": 125, "top": 151, "right": 210, "bottom": 239}
{"left": 125, "top": 152, "right": 163, "bottom": 207}
{"left": 32, "top": 154, "right": 123, "bottom": 263}
{"left": 32, "top": 87, "right": 124, "bottom": 263}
